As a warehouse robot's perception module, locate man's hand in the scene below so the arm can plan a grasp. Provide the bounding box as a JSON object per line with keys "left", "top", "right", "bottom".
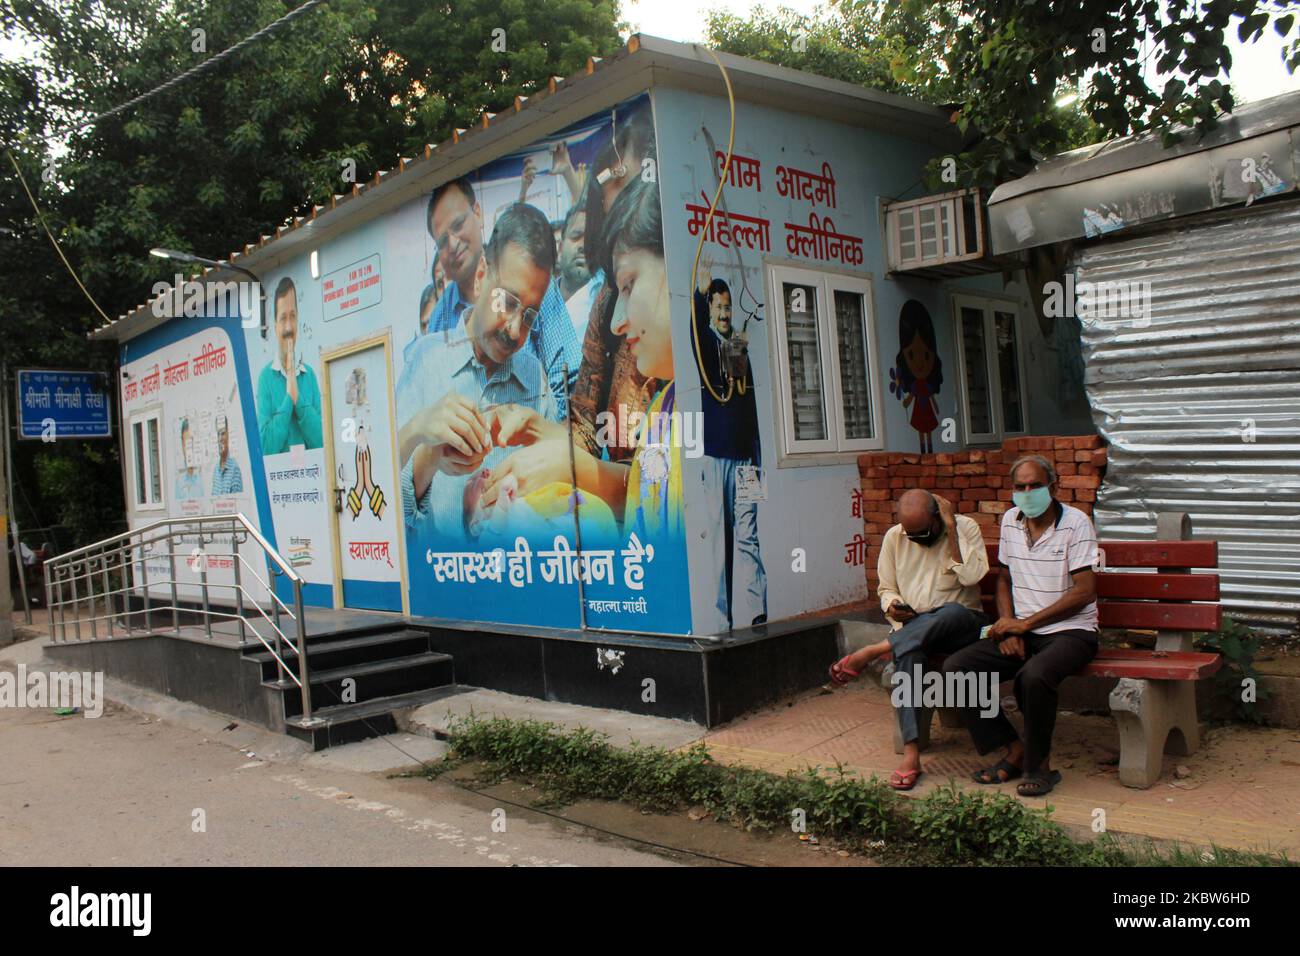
{"left": 933, "top": 493, "right": 957, "bottom": 527}
{"left": 998, "top": 635, "right": 1026, "bottom": 658}
{"left": 487, "top": 403, "right": 565, "bottom": 449}
{"left": 518, "top": 157, "right": 538, "bottom": 202}
{"left": 551, "top": 142, "right": 571, "bottom": 177}
{"left": 989, "top": 616, "right": 1029, "bottom": 639}
{"left": 284, "top": 348, "right": 299, "bottom": 405}
{"left": 886, "top": 600, "right": 916, "bottom": 623}
{"left": 480, "top": 440, "right": 569, "bottom": 507}
{"left": 412, "top": 393, "right": 490, "bottom": 476}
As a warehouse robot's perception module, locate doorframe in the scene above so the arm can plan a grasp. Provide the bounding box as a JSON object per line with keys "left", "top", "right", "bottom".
{"left": 320, "top": 331, "right": 410, "bottom": 616}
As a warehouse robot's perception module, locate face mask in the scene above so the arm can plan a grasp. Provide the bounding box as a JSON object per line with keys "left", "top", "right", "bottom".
{"left": 1013, "top": 486, "right": 1053, "bottom": 518}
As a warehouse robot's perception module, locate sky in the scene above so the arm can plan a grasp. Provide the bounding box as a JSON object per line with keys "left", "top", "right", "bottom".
{"left": 623, "top": 0, "right": 1300, "bottom": 104}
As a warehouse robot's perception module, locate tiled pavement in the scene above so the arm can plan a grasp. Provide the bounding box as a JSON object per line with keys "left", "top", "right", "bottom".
{"left": 700, "top": 673, "right": 1300, "bottom": 855}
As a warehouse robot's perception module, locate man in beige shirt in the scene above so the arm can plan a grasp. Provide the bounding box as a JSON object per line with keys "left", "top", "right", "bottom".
{"left": 829, "top": 489, "right": 989, "bottom": 789}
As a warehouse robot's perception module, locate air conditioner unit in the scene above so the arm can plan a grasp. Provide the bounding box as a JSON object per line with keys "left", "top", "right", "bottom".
{"left": 885, "top": 188, "right": 1015, "bottom": 278}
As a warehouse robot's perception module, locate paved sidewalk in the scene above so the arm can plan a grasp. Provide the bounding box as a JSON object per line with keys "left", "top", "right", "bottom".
{"left": 700, "top": 674, "right": 1300, "bottom": 856}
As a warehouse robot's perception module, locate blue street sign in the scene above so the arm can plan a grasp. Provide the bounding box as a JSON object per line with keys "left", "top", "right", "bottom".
{"left": 16, "top": 369, "right": 112, "bottom": 440}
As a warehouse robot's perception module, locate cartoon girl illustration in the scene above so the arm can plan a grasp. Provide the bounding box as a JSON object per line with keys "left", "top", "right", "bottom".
{"left": 890, "top": 300, "right": 943, "bottom": 453}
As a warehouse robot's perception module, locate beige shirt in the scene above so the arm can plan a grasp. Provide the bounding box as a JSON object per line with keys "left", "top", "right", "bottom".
{"left": 877, "top": 515, "right": 989, "bottom": 630}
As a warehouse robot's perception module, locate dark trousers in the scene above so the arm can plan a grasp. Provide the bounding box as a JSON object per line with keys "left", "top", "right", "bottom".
{"left": 940, "top": 629, "right": 1098, "bottom": 772}
{"left": 889, "top": 603, "right": 986, "bottom": 746}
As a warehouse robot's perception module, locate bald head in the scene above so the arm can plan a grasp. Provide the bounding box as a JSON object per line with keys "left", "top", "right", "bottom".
{"left": 899, "top": 489, "right": 939, "bottom": 538}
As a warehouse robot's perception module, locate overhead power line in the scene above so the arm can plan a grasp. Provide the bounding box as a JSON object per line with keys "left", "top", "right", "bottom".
{"left": 70, "top": 0, "right": 331, "bottom": 134}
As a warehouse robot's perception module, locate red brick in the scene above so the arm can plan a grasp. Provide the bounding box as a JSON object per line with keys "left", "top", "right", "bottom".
{"left": 1075, "top": 501, "right": 1093, "bottom": 516}
{"left": 901, "top": 453, "right": 921, "bottom": 465}
{"left": 1075, "top": 488, "right": 1097, "bottom": 502}
{"left": 1054, "top": 437, "right": 1073, "bottom": 449}
{"left": 1056, "top": 462, "right": 1077, "bottom": 476}
{"left": 890, "top": 477, "right": 905, "bottom": 489}
{"left": 998, "top": 490, "right": 1014, "bottom": 502}
{"left": 954, "top": 463, "right": 983, "bottom": 475}
{"left": 1074, "top": 450, "right": 1092, "bottom": 462}
{"left": 1054, "top": 449, "right": 1074, "bottom": 463}
{"left": 986, "top": 476, "right": 1003, "bottom": 489}
{"left": 866, "top": 511, "right": 892, "bottom": 523}
{"left": 1078, "top": 463, "right": 1096, "bottom": 476}
{"left": 861, "top": 488, "right": 891, "bottom": 500}
{"left": 969, "top": 449, "right": 987, "bottom": 462}
{"left": 958, "top": 500, "right": 977, "bottom": 513}
{"left": 934, "top": 476, "right": 954, "bottom": 489}
{"left": 953, "top": 476, "right": 971, "bottom": 489}
{"left": 897, "top": 464, "right": 922, "bottom": 477}
{"left": 964, "top": 488, "right": 996, "bottom": 501}
{"left": 952, "top": 451, "right": 971, "bottom": 464}
{"left": 1059, "top": 475, "right": 1100, "bottom": 490}
{"left": 1090, "top": 448, "right": 1108, "bottom": 468}
{"left": 862, "top": 524, "right": 882, "bottom": 534}
{"left": 970, "top": 511, "right": 997, "bottom": 525}
{"left": 866, "top": 466, "right": 888, "bottom": 478}
{"left": 978, "top": 500, "right": 1009, "bottom": 515}
{"left": 887, "top": 453, "right": 904, "bottom": 465}
{"left": 1072, "top": 435, "right": 1104, "bottom": 449}
{"left": 986, "top": 451, "right": 1003, "bottom": 466}
{"left": 934, "top": 453, "right": 954, "bottom": 465}
{"left": 1057, "top": 488, "right": 1074, "bottom": 502}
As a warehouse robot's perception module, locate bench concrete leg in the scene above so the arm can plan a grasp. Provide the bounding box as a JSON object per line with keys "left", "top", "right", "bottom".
{"left": 1108, "top": 678, "right": 1201, "bottom": 789}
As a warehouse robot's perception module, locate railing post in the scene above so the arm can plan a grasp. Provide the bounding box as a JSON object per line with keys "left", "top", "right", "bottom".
{"left": 70, "top": 558, "right": 82, "bottom": 640}
{"left": 199, "top": 540, "right": 213, "bottom": 640}
{"left": 232, "top": 524, "right": 246, "bottom": 645}
{"left": 294, "top": 582, "right": 311, "bottom": 723}
{"left": 101, "top": 548, "right": 113, "bottom": 639}
{"left": 168, "top": 530, "right": 180, "bottom": 635}
{"left": 87, "top": 557, "right": 98, "bottom": 640}
{"left": 45, "top": 565, "right": 54, "bottom": 643}
{"left": 58, "top": 564, "right": 68, "bottom": 640}
{"left": 139, "top": 542, "right": 152, "bottom": 633}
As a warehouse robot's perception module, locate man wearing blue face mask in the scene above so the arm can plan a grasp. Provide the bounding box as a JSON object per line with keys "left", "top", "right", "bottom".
{"left": 942, "top": 454, "right": 1100, "bottom": 798}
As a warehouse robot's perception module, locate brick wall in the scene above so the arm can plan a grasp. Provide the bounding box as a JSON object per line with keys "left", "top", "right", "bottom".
{"left": 856, "top": 435, "right": 1108, "bottom": 597}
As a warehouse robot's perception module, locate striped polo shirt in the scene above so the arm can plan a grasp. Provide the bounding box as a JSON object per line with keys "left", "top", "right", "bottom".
{"left": 997, "top": 500, "right": 1099, "bottom": 634}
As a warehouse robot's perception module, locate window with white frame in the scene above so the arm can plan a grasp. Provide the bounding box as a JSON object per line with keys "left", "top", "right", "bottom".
{"left": 767, "top": 264, "right": 882, "bottom": 460}
{"left": 129, "top": 410, "right": 165, "bottom": 510}
{"left": 952, "top": 293, "right": 1028, "bottom": 443}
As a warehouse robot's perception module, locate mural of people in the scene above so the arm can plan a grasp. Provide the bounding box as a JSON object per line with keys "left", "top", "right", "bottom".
{"left": 256, "top": 277, "right": 323, "bottom": 454}
{"left": 693, "top": 253, "right": 766, "bottom": 631}
{"left": 175, "top": 417, "right": 203, "bottom": 500}
{"left": 210, "top": 414, "right": 244, "bottom": 495}
{"left": 890, "top": 299, "right": 944, "bottom": 453}
{"left": 424, "top": 174, "right": 581, "bottom": 417}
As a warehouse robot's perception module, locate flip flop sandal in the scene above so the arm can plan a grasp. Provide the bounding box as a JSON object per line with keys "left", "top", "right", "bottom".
{"left": 971, "top": 758, "right": 1023, "bottom": 785}
{"left": 889, "top": 768, "right": 923, "bottom": 791}
{"left": 828, "top": 655, "right": 862, "bottom": 686}
{"left": 1016, "top": 770, "right": 1063, "bottom": 797}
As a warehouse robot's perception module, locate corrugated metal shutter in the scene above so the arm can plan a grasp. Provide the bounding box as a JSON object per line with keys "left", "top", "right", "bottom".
{"left": 1072, "top": 198, "right": 1300, "bottom": 631}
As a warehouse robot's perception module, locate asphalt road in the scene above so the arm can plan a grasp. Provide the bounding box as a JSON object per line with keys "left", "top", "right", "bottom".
{"left": 0, "top": 683, "right": 679, "bottom": 867}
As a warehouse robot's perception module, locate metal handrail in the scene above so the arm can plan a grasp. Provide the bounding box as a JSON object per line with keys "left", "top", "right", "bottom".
{"left": 42, "top": 513, "right": 316, "bottom": 724}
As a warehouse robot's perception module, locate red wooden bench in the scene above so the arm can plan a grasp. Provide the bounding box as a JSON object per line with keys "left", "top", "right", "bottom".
{"left": 894, "top": 513, "right": 1222, "bottom": 789}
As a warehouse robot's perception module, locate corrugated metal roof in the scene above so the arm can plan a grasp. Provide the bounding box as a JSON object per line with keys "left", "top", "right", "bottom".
{"left": 94, "top": 33, "right": 955, "bottom": 343}
{"left": 990, "top": 90, "right": 1300, "bottom": 206}
{"left": 1074, "top": 198, "right": 1300, "bottom": 630}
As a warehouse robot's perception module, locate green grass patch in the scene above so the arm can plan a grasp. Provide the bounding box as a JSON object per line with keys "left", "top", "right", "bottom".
{"left": 427, "top": 714, "right": 1292, "bottom": 867}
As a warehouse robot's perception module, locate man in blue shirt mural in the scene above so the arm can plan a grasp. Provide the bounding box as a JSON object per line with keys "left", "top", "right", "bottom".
{"left": 424, "top": 177, "right": 580, "bottom": 417}
{"left": 397, "top": 202, "right": 560, "bottom": 545}
{"left": 210, "top": 415, "right": 244, "bottom": 495}
{"left": 694, "top": 260, "right": 767, "bottom": 631}
{"left": 256, "top": 277, "right": 323, "bottom": 454}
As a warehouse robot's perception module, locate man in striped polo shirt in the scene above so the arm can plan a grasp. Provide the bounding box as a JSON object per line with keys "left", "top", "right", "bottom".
{"left": 942, "top": 454, "right": 1099, "bottom": 797}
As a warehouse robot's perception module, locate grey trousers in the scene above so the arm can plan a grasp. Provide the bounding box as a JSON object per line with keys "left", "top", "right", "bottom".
{"left": 889, "top": 603, "right": 987, "bottom": 746}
